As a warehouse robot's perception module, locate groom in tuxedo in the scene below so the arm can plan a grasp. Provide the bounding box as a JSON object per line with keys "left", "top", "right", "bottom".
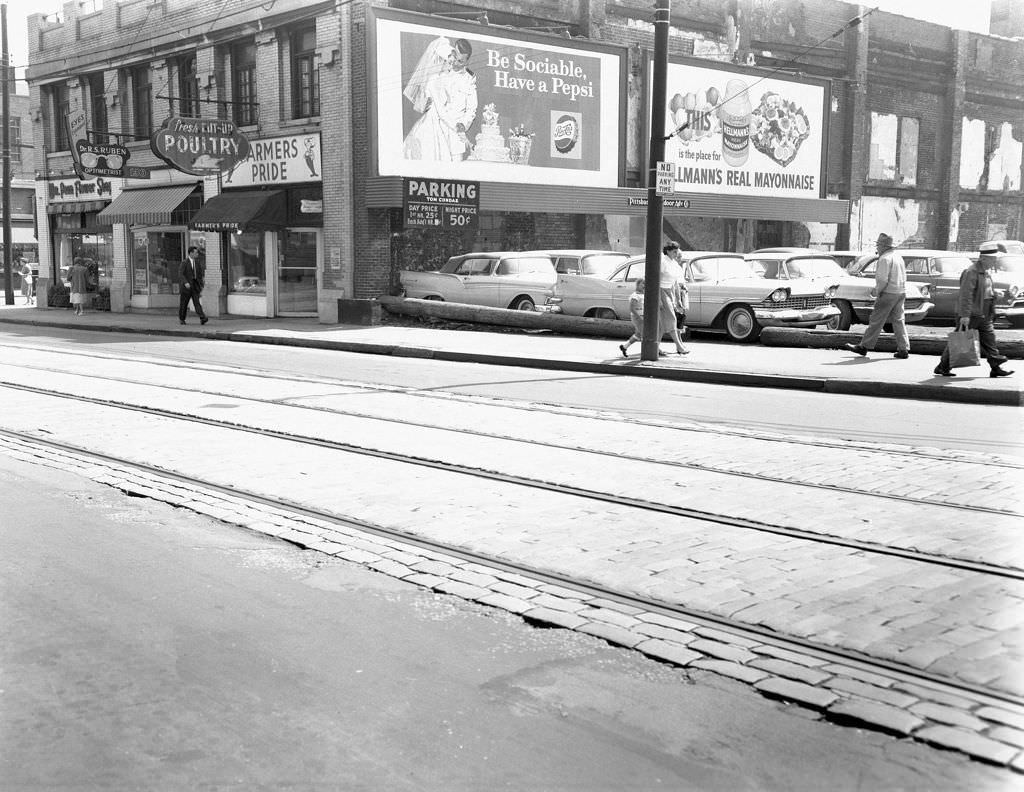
{"left": 179, "top": 245, "right": 208, "bottom": 325}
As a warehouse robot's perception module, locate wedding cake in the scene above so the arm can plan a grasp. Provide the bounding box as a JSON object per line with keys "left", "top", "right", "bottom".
{"left": 469, "top": 103, "right": 511, "bottom": 163}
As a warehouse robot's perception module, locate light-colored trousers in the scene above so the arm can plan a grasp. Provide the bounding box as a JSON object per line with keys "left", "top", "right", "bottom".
{"left": 860, "top": 291, "right": 908, "bottom": 353}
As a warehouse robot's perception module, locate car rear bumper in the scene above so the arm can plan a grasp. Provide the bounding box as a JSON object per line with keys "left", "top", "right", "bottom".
{"left": 754, "top": 304, "right": 840, "bottom": 327}
{"left": 996, "top": 305, "right": 1024, "bottom": 319}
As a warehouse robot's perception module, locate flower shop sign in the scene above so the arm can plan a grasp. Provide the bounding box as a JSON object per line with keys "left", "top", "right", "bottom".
{"left": 402, "top": 178, "right": 479, "bottom": 231}
{"left": 151, "top": 117, "right": 251, "bottom": 177}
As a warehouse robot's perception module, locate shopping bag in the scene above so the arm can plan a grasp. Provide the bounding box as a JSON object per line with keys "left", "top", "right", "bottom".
{"left": 946, "top": 329, "right": 980, "bottom": 368}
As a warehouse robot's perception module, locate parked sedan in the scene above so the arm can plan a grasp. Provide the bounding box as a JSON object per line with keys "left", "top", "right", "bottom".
{"left": 746, "top": 248, "right": 932, "bottom": 331}
{"left": 400, "top": 251, "right": 557, "bottom": 311}
{"left": 852, "top": 249, "right": 976, "bottom": 322}
{"left": 545, "top": 252, "right": 840, "bottom": 342}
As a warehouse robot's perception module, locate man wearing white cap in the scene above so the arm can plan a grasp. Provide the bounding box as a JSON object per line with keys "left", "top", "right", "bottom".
{"left": 844, "top": 232, "right": 909, "bottom": 359}
{"left": 934, "top": 242, "right": 1013, "bottom": 377}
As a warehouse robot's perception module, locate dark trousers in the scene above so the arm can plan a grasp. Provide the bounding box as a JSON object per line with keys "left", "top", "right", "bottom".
{"left": 179, "top": 287, "right": 206, "bottom": 322}
{"left": 939, "top": 300, "right": 1003, "bottom": 369}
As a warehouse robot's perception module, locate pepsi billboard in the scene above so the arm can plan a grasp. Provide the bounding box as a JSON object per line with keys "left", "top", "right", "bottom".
{"left": 371, "top": 8, "right": 625, "bottom": 188}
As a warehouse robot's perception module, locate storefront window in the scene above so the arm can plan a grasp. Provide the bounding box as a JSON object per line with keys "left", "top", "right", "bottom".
{"left": 132, "top": 230, "right": 184, "bottom": 296}
{"left": 56, "top": 232, "right": 113, "bottom": 289}
{"left": 228, "top": 232, "right": 265, "bottom": 293}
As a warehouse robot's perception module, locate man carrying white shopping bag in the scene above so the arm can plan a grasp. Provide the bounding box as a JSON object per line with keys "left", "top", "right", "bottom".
{"left": 934, "top": 242, "right": 1014, "bottom": 378}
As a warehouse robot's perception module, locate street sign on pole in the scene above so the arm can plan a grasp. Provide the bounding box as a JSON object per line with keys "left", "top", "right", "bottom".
{"left": 655, "top": 161, "right": 674, "bottom": 196}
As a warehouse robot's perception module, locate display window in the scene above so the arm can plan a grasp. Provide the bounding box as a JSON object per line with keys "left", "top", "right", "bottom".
{"left": 131, "top": 230, "right": 187, "bottom": 296}
{"left": 228, "top": 232, "right": 266, "bottom": 294}
{"left": 57, "top": 232, "right": 113, "bottom": 290}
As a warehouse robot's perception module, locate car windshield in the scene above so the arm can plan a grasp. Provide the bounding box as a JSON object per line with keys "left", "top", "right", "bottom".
{"left": 783, "top": 258, "right": 845, "bottom": 279}
{"left": 689, "top": 257, "right": 753, "bottom": 282}
{"left": 581, "top": 254, "right": 629, "bottom": 276}
{"left": 993, "top": 255, "right": 1024, "bottom": 274}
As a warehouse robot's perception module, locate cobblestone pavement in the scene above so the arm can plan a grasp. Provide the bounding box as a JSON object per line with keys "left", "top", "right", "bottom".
{"left": 2, "top": 432, "right": 1022, "bottom": 771}
{"left": 1, "top": 350, "right": 1022, "bottom": 769}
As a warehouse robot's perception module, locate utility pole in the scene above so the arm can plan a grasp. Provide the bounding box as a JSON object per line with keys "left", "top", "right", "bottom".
{"left": 640, "top": 0, "right": 670, "bottom": 361}
{"left": 1, "top": 2, "right": 11, "bottom": 306}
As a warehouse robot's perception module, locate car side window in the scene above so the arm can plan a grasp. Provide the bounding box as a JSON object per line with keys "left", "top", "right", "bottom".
{"left": 623, "top": 263, "right": 644, "bottom": 282}
{"left": 455, "top": 258, "right": 491, "bottom": 276}
{"left": 906, "top": 259, "right": 928, "bottom": 275}
{"left": 496, "top": 260, "right": 518, "bottom": 276}
{"left": 555, "top": 257, "right": 580, "bottom": 274}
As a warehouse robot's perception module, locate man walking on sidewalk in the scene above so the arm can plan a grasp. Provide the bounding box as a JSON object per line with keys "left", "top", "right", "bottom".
{"left": 844, "top": 232, "right": 909, "bottom": 359}
{"left": 179, "top": 245, "right": 208, "bottom": 326}
{"left": 934, "top": 242, "right": 1013, "bottom": 378}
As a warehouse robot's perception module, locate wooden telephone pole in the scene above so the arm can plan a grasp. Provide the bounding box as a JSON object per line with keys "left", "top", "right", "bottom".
{"left": 640, "top": 0, "right": 670, "bottom": 360}
{"left": 1, "top": 2, "right": 12, "bottom": 306}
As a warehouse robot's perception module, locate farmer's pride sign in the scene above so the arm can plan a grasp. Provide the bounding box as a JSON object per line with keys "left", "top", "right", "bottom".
{"left": 372, "top": 8, "right": 624, "bottom": 187}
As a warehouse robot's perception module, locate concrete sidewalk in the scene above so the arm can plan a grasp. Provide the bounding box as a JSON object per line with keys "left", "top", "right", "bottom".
{"left": 0, "top": 303, "right": 1020, "bottom": 406}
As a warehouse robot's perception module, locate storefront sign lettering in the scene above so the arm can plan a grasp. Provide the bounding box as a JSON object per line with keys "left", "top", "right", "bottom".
{"left": 223, "top": 133, "right": 322, "bottom": 187}
{"left": 402, "top": 178, "right": 479, "bottom": 230}
{"left": 47, "top": 177, "right": 115, "bottom": 202}
{"left": 151, "top": 117, "right": 251, "bottom": 177}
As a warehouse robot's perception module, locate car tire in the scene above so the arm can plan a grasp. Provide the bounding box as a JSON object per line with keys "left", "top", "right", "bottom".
{"left": 509, "top": 295, "right": 536, "bottom": 311}
{"left": 724, "top": 305, "right": 761, "bottom": 343}
{"left": 592, "top": 307, "right": 617, "bottom": 320}
{"left": 826, "top": 300, "right": 854, "bottom": 331}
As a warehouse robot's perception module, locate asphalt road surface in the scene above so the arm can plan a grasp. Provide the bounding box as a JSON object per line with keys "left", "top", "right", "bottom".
{"left": 1, "top": 452, "right": 1012, "bottom": 791}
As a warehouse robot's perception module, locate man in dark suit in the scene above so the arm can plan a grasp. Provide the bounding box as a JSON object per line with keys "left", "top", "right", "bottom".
{"left": 179, "top": 245, "right": 208, "bottom": 325}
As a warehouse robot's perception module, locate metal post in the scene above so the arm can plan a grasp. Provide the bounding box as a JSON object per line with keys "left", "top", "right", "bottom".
{"left": 1, "top": 3, "right": 11, "bottom": 306}
{"left": 641, "top": 0, "right": 670, "bottom": 361}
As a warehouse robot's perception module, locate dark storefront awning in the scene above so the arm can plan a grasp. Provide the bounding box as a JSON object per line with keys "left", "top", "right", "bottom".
{"left": 47, "top": 200, "right": 108, "bottom": 215}
{"left": 97, "top": 184, "right": 199, "bottom": 226}
{"left": 188, "top": 190, "right": 287, "bottom": 232}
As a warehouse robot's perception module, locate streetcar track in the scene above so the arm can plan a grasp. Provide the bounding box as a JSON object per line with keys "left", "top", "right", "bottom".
{"left": 0, "top": 365, "right": 1020, "bottom": 521}
{"left": 2, "top": 427, "right": 1020, "bottom": 713}
{"left": 1, "top": 344, "right": 1021, "bottom": 466}
{"left": 1, "top": 379, "right": 1020, "bottom": 581}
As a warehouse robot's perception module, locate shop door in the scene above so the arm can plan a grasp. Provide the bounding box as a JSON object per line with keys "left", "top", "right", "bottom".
{"left": 276, "top": 229, "right": 319, "bottom": 315}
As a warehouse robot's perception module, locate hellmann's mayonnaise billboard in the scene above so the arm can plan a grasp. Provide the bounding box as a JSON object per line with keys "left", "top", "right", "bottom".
{"left": 650, "top": 57, "right": 830, "bottom": 199}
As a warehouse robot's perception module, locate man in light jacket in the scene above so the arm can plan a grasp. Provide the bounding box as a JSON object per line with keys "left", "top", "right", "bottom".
{"left": 934, "top": 243, "right": 1013, "bottom": 377}
{"left": 844, "top": 232, "right": 909, "bottom": 358}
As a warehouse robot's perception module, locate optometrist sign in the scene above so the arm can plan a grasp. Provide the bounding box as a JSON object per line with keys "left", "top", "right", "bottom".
{"left": 651, "top": 58, "right": 829, "bottom": 199}
{"left": 372, "top": 8, "right": 625, "bottom": 187}
{"left": 402, "top": 178, "right": 479, "bottom": 230}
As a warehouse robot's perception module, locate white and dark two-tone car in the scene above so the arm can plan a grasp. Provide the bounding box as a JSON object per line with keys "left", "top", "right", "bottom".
{"left": 545, "top": 251, "right": 840, "bottom": 342}
{"left": 746, "top": 248, "right": 933, "bottom": 331}
{"left": 399, "top": 250, "right": 557, "bottom": 312}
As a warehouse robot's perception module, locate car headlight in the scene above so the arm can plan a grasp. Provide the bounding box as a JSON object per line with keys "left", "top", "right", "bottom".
{"left": 1008, "top": 285, "right": 1020, "bottom": 298}
{"left": 918, "top": 284, "right": 931, "bottom": 299}
{"left": 824, "top": 284, "right": 838, "bottom": 299}
{"left": 769, "top": 288, "right": 789, "bottom": 302}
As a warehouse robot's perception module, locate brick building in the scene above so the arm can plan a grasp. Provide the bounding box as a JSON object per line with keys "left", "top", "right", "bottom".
{"left": 25, "top": 0, "right": 1024, "bottom": 320}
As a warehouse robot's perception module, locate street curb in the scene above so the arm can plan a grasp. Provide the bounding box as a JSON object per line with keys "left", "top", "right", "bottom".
{"left": 2, "top": 315, "right": 1019, "bottom": 406}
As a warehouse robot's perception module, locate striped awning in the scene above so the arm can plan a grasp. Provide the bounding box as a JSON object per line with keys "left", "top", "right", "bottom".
{"left": 47, "top": 199, "right": 107, "bottom": 215}
{"left": 97, "top": 184, "right": 198, "bottom": 226}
